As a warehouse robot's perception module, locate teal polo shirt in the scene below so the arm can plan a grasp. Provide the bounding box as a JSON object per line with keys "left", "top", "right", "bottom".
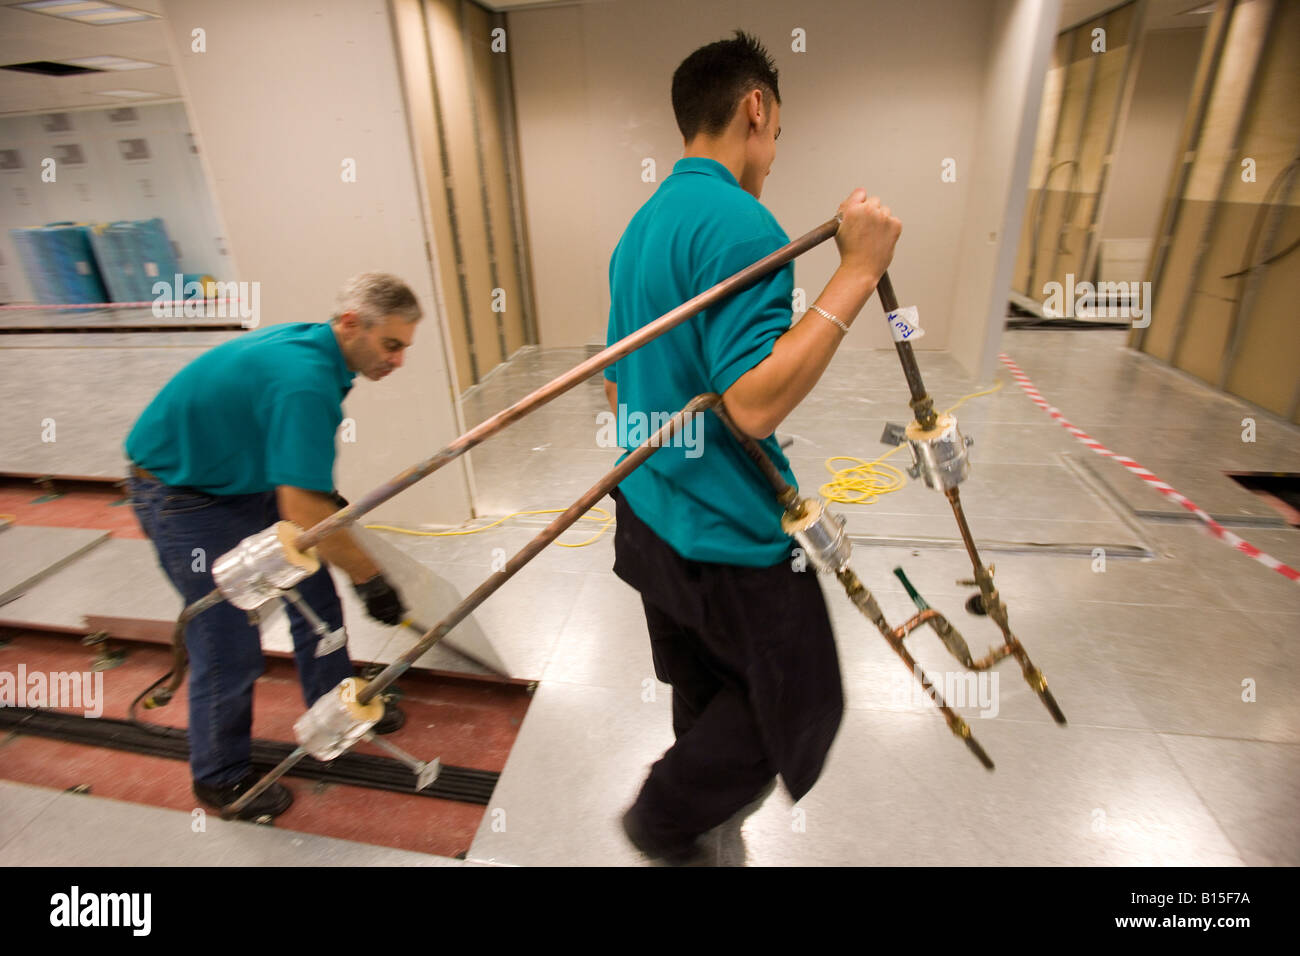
{"left": 605, "top": 157, "right": 797, "bottom": 566}
{"left": 125, "top": 321, "right": 355, "bottom": 494}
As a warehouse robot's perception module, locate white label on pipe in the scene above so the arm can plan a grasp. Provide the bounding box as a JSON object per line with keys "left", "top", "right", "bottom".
{"left": 887, "top": 305, "right": 924, "bottom": 342}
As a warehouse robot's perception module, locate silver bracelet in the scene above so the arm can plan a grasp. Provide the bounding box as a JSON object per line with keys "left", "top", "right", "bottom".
{"left": 810, "top": 304, "right": 849, "bottom": 334}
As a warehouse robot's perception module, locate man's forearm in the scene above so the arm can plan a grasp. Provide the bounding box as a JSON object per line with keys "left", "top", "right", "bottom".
{"left": 276, "top": 487, "right": 381, "bottom": 584}
{"left": 723, "top": 265, "right": 878, "bottom": 437}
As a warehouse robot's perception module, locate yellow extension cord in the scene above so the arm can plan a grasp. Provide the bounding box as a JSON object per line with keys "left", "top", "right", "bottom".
{"left": 366, "top": 506, "right": 614, "bottom": 548}
{"left": 365, "top": 379, "right": 1005, "bottom": 546}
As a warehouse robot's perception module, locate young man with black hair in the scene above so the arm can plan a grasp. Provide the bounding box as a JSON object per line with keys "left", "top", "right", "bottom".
{"left": 605, "top": 31, "right": 902, "bottom": 863}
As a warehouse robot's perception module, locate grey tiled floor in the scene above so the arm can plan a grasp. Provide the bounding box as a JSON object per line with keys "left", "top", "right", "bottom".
{"left": 0, "top": 781, "right": 464, "bottom": 866}
{"left": 459, "top": 330, "right": 1300, "bottom": 867}
{"left": 2, "top": 329, "right": 1298, "bottom": 865}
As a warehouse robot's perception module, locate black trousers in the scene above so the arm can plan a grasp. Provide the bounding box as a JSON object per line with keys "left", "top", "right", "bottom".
{"left": 611, "top": 487, "right": 844, "bottom": 845}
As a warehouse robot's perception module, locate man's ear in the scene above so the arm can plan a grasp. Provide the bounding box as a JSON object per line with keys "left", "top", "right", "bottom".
{"left": 744, "top": 89, "right": 764, "bottom": 130}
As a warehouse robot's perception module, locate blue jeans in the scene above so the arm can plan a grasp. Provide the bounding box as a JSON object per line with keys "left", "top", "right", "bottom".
{"left": 128, "top": 475, "right": 355, "bottom": 786}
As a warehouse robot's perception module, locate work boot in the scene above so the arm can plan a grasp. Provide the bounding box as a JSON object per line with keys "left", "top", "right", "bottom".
{"left": 374, "top": 701, "right": 405, "bottom": 735}
{"left": 194, "top": 769, "right": 293, "bottom": 821}
{"left": 621, "top": 807, "right": 709, "bottom": 866}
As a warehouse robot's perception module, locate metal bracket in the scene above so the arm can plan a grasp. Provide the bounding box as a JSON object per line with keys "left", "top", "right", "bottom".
{"left": 880, "top": 421, "right": 908, "bottom": 447}
{"left": 282, "top": 587, "right": 348, "bottom": 658}
{"left": 363, "top": 732, "right": 442, "bottom": 792}
{"left": 82, "top": 630, "right": 126, "bottom": 671}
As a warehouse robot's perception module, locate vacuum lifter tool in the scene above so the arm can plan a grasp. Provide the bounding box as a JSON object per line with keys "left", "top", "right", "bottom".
{"left": 211, "top": 521, "right": 319, "bottom": 610}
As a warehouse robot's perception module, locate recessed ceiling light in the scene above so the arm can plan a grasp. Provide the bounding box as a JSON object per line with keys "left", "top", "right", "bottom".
{"left": 13, "top": 1, "right": 158, "bottom": 25}
{"left": 61, "top": 55, "right": 158, "bottom": 71}
{"left": 95, "top": 88, "right": 159, "bottom": 99}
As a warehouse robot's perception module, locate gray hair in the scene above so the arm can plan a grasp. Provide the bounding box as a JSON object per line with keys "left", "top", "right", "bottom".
{"left": 333, "top": 272, "right": 422, "bottom": 328}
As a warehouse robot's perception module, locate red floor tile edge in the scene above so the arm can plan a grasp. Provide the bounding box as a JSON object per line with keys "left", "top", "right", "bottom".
{"left": 0, "top": 628, "right": 532, "bottom": 859}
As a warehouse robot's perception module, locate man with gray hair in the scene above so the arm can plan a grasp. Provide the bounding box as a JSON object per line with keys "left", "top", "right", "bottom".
{"left": 125, "top": 272, "right": 421, "bottom": 820}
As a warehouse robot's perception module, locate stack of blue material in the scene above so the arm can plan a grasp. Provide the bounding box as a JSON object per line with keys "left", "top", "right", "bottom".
{"left": 88, "top": 217, "right": 182, "bottom": 303}
{"left": 9, "top": 223, "right": 109, "bottom": 305}
{"left": 87, "top": 222, "right": 144, "bottom": 302}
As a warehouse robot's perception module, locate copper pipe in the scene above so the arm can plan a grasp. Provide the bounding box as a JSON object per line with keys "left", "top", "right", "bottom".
{"left": 889, "top": 607, "right": 948, "bottom": 643}
{"left": 875, "top": 271, "right": 937, "bottom": 430}
{"left": 945, "top": 486, "right": 1066, "bottom": 724}
{"left": 709, "top": 401, "right": 799, "bottom": 510}
{"left": 887, "top": 627, "right": 994, "bottom": 770}
{"left": 969, "top": 643, "right": 1016, "bottom": 671}
{"left": 134, "top": 588, "right": 224, "bottom": 717}
{"left": 944, "top": 486, "right": 986, "bottom": 572}
{"left": 945, "top": 486, "right": 1013, "bottom": 644}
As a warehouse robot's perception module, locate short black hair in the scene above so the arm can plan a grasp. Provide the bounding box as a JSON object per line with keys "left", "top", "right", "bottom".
{"left": 671, "top": 30, "right": 780, "bottom": 141}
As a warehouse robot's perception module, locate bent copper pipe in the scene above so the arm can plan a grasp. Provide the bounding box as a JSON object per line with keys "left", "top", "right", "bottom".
{"left": 135, "top": 588, "right": 225, "bottom": 716}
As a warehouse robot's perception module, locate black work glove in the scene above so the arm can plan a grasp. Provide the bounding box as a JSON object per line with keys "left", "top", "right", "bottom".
{"left": 354, "top": 574, "right": 406, "bottom": 626}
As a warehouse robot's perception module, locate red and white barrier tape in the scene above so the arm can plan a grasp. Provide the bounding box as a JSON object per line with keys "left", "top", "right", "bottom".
{"left": 0, "top": 300, "right": 240, "bottom": 311}
{"left": 998, "top": 352, "right": 1299, "bottom": 583}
